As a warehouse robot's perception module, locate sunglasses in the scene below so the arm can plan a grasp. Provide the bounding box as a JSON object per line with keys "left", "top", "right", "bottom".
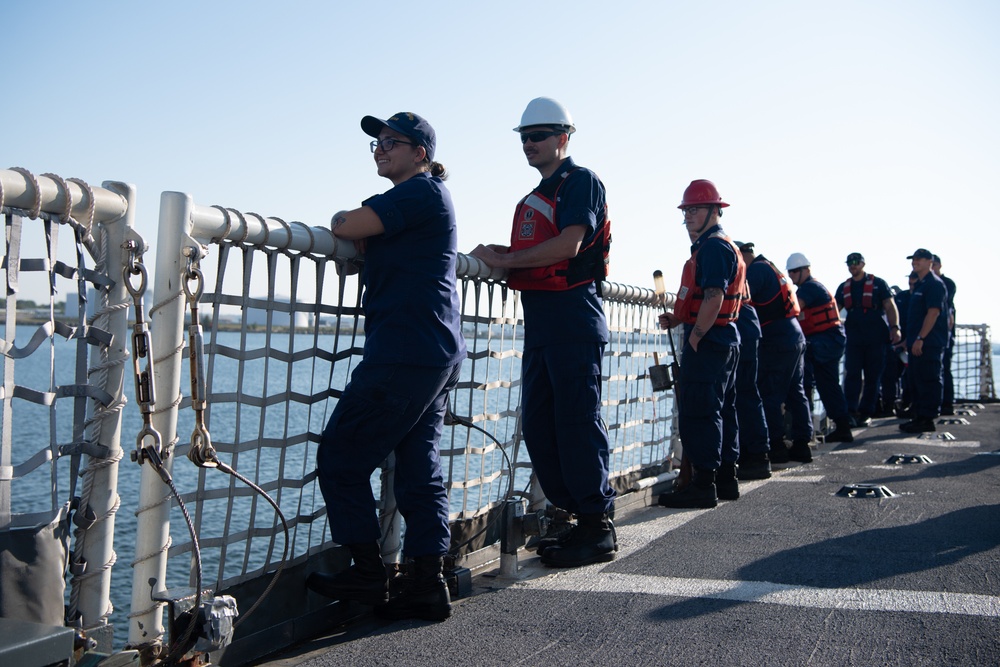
{"left": 520, "top": 130, "right": 563, "bottom": 144}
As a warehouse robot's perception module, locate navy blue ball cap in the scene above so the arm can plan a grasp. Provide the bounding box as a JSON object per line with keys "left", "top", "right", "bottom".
{"left": 361, "top": 112, "right": 436, "bottom": 162}
{"left": 846, "top": 252, "right": 864, "bottom": 264}
{"left": 906, "top": 248, "right": 933, "bottom": 260}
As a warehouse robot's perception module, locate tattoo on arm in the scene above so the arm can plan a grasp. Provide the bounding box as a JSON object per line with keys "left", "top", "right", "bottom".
{"left": 332, "top": 214, "right": 348, "bottom": 230}
{"left": 693, "top": 326, "right": 707, "bottom": 338}
{"left": 703, "top": 287, "right": 723, "bottom": 299}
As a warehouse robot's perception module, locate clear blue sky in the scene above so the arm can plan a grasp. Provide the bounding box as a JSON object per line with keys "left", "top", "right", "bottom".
{"left": 3, "top": 1, "right": 997, "bottom": 333}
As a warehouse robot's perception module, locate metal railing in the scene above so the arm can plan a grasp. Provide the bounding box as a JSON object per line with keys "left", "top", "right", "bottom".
{"left": 128, "top": 192, "right": 678, "bottom": 655}
{"left": 0, "top": 168, "right": 134, "bottom": 650}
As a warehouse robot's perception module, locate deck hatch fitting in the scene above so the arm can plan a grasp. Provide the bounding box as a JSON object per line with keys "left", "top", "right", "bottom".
{"left": 918, "top": 432, "right": 955, "bottom": 441}
{"left": 886, "top": 454, "right": 933, "bottom": 465}
{"left": 836, "top": 484, "right": 897, "bottom": 498}
{"left": 938, "top": 417, "right": 970, "bottom": 425}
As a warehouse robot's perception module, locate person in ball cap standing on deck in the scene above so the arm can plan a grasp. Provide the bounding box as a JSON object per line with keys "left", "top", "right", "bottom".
{"left": 739, "top": 242, "right": 813, "bottom": 463}
{"left": 308, "top": 111, "right": 466, "bottom": 622}
{"left": 931, "top": 254, "right": 957, "bottom": 415}
{"left": 836, "top": 252, "right": 902, "bottom": 426}
{"left": 900, "top": 248, "right": 948, "bottom": 433}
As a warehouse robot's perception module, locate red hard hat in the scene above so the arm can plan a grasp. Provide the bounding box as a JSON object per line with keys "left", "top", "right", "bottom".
{"left": 678, "top": 179, "right": 729, "bottom": 209}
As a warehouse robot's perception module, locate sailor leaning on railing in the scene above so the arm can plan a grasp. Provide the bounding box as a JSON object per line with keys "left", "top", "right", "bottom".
{"left": 470, "top": 97, "right": 617, "bottom": 569}
{"left": 306, "top": 111, "right": 466, "bottom": 622}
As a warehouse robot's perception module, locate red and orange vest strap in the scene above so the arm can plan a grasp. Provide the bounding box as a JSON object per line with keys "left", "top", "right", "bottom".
{"left": 841, "top": 274, "right": 876, "bottom": 311}
{"left": 506, "top": 168, "right": 610, "bottom": 293}
{"left": 673, "top": 233, "right": 746, "bottom": 326}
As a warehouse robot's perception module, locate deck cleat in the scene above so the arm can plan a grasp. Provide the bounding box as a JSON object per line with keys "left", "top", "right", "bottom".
{"left": 885, "top": 454, "right": 933, "bottom": 465}
{"left": 836, "top": 484, "right": 897, "bottom": 498}
{"left": 917, "top": 432, "right": 956, "bottom": 441}
{"left": 937, "top": 417, "right": 970, "bottom": 425}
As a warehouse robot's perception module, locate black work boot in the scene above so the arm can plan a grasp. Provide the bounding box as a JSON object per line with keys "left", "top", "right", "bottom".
{"left": 374, "top": 555, "right": 451, "bottom": 622}
{"left": 534, "top": 519, "right": 576, "bottom": 558}
{"left": 658, "top": 467, "right": 718, "bottom": 509}
{"left": 306, "top": 542, "right": 388, "bottom": 605}
{"left": 788, "top": 438, "right": 813, "bottom": 463}
{"left": 737, "top": 452, "right": 771, "bottom": 480}
{"left": 899, "top": 418, "right": 936, "bottom": 433}
{"left": 541, "top": 513, "right": 617, "bottom": 568}
{"left": 769, "top": 440, "right": 790, "bottom": 463}
{"left": 825, "top": 420, "right": 854, "bottom": 443}
{"left": 716, "top": 462, "right": 740, "bottom": 501}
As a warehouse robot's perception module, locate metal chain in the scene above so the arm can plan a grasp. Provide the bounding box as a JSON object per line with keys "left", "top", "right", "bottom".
{"left": 123, "top": 234, "right": 167, "bottom": 477}
{"left": 182, "top": 247, "right": 217, "bottom": 468}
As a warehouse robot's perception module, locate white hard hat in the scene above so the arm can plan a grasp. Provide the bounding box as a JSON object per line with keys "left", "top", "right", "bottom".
{"left": 786, "top": 252, "right": 810, "bottom": 272}
{"left": 513, "top": 97, "right": 576, "bottom": 133}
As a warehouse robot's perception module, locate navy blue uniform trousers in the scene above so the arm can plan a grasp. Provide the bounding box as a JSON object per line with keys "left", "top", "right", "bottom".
{"left": 758, "top": 339, "right": 812, "bottom": 443}
{"left": 804, "top": 333, "right": 849, "bottom": 422}
{"left": 521, "top": 341, "right": 615, "bottom": 515}
{"left": 678, "top": 338, "right": 739, "bottom": 470}
{"left": 736, "top": 338, "right": 769, "bottom": 457}
{"left": 317, "top": 359, "right": 462, "bottom": 557}
{"left": 909, "top": 346, "right": 944, "bottom": 419}
{"left": 844, "top": 340, "right": 886, "bottom": 417}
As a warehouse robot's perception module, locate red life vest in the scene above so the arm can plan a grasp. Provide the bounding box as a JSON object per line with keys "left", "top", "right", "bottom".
{"left": 674, "top": 231, "right": 746, "bottom": 326}
{"left": 506, "top": 167, "right": 611, "bottom": 293}
{"left": 799, "top": 283, "right": 841, "bottom": 336}
{"left": 840, "top": 274, "right": 876, "bottom": 311}
{"left": 748, "top": 257, "right": 801, "bottom": 325}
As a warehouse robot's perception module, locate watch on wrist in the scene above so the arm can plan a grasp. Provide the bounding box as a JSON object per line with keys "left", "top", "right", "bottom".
{"left": 915, "top": 335, "right": 923, "bottom": 341}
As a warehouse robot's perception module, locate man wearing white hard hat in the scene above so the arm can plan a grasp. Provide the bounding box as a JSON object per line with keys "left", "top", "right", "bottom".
{"left": 471, "top": 97, "right": 615, "bottom": 568}
{"left": 786, "top": 253, "right": 854, "bottom": 443}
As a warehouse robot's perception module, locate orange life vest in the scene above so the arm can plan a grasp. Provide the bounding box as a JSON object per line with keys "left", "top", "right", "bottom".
{"left": 673, "top": 232, "right": 746, "bottom": 326}
{"left": 506, "top": 167, "right": 611, "bottom": 293}
{"left": 748, "top": 257, "right": 801, "bottom": 325}
{"left": 799, "top": 284, "right": 841, "bottom": 336}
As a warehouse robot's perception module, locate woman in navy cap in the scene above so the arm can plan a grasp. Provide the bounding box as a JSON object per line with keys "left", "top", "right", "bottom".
{"left": 308, "top": 112, "right": 466, "bottom": 622}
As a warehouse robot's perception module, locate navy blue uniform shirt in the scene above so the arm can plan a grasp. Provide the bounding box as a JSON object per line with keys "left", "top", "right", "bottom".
{"left": 907, "top": 272, "right": 949, "bottom": 349}
{"left": 681, "top": 224, "right": 740, "bottom": 347}
{"left": 519, "top": 157, "right": 610, "bottom": 349}
{"left": 361, "top": 172, "right": 467, "bottom": 366}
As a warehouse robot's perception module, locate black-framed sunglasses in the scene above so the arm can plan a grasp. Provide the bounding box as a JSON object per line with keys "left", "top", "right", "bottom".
{"left": 370, "top": 138, "right": 415, "bottom": 153}
{"left": 520, "top": 130, "right": 562, "bottom": 144}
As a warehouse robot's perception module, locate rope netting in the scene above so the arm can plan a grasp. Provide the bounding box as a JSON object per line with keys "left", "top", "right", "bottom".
{"left": 152, "top": 222, "right": 679, "bottom": 599}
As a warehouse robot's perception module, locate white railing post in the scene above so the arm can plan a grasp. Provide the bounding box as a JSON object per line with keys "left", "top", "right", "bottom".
{"left": 74, "top": 181, "right": 136, "bottom": 638}
{"left": 128, "top": 191, "right": 193, "bottom": 650}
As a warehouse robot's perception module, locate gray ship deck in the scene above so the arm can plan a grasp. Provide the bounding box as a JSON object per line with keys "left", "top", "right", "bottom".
{"left": 258, "top": 404, "right": 1000, "bottom": 667}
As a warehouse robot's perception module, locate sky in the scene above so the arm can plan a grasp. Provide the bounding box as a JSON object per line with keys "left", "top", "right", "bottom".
{"left": 3, "top": 0, "right": 998, "bottom": 335}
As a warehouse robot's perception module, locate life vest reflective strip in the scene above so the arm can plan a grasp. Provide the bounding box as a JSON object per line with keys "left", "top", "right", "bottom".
{"left": 506, "top": 168, "right": 611, "bottom": 293}
{"left": 748, "top": 258, "right": 801, "bottom": 325}
{"left": 841, "top": 274, "right": 876, "bottom": 311}
{"left": 673, "top": 232, "right": 746, "bottom": 326}
{"left": 799, "top": 285, "right": 841, "bottom": 336}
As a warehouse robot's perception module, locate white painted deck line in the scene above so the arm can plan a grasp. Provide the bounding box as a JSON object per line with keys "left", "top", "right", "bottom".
{"left": 531, "top": 572, "right": 1000, "bottom": 618}
{"left": 516, "top": 478, "right": 999, "bottom": 620}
